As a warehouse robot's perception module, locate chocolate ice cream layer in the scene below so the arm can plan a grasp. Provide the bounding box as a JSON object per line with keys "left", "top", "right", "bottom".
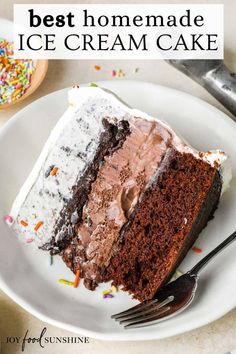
{"left": 61, "top": 116, "right": 177, "bottom": 288}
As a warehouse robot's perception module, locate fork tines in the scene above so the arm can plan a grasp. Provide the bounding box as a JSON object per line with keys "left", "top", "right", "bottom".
{"left": 111, "top": 295, "right": 174, "bottom": 329}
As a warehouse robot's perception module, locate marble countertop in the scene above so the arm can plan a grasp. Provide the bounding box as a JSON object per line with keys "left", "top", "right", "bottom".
{"left": 1, "top": 0, "right": 236, "bottom": 353}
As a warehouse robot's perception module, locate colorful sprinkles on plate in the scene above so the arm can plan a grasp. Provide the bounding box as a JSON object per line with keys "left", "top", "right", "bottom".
{"left": 112, "top": 69, "right": 126, "bottom": 78}
{"left": 0, "top": 37, "right": 35, "bottom": 106}
{"left": 58, "top": 270, "right": 81, "bottom": 288}
{"left": 93, "top": 64, "right": 139, "bottom": 78}
{"left": 102, "top": 285, "right": 119, "bottom": 298}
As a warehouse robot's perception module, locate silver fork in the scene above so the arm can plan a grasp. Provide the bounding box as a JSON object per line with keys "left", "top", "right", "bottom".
{"left": 167, "top": 60, "right": 236, "bottom": 118}
{"left": 111, "top": 229, "right": 236, "bottom": 329}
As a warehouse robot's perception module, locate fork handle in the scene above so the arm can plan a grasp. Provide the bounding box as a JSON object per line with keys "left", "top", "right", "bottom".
{"left": 189, "top": 230, "right": 236, "bottom": 276}
{"left": 200, "top": 62, "right": 236, "bottom": 117}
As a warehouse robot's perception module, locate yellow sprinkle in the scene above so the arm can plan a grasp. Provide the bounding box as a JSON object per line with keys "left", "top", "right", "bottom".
{"left": 111, "top": 285, "right": 118, "bottom": 293}
{"left": 102, "top": 289, "right": 112, "bottom": 295}
{"left": 170, "top": 269, "right": 184, "bottom": 282}
{"left": 176, "top": 270, "right": 184, "bottom": 277}
{"left": 13, "top": 89, "right": 21, "bottom": 97}
{"left": 58, "top": 279, "right": 74, "bottom": 286}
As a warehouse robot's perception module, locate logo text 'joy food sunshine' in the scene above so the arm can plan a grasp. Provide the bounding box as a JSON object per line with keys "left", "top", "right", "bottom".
{"left": 5, "top": 327, "right": 89, "bottom": 352}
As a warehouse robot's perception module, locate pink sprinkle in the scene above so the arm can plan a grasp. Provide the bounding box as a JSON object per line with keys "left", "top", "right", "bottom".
{"left": 16, "top": 83, "right": 22, "bottom": 89}
{"left": 112, "top": 70, "right": 117, "bottom": 77}
{"left": 4, "top": 215, "right": 13, "bottom": 224}
{"left": 103, "top": 294, "right": 114, "bottom": 299}
{"left": 26, "top": 238, "right": 34, "bottom": 244}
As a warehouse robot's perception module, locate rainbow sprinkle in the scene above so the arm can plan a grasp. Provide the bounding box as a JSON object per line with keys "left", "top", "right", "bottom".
{"left": 170, "top": 269, "right": 183, "bottom": 282}
{"left": 4, "top": 215, "right": 13, "bottom": 225}
{"left": 0, "top": 37, "right": 35, "bottom": 105}
{"left": 58, "top": 279, "right": 74, "bottom": 286}
{"left": 20, "top": 219, "right": 28, "bottom": 227}
{"left": 192, "top": 246, "right": 202, "bottom": 254}
{"left": 50, "top": 166, "right": 58, "bottom": 176}
{"left": 34, "top": 220, "right": 43, "bottom": 231}
{"left": 103, "top": 293, "right": 114, "bottom": 299}
{"left": 73, "top": 269, "right": 81, "bottom": 288}
{"left": 49, "top": 254, "right": 53, "bottom": 266}
{"left": 102, "top": 289, "right": 112, "bottom": 295}
{"left": 94, "top": 64, "right": 101, "bottom": 71}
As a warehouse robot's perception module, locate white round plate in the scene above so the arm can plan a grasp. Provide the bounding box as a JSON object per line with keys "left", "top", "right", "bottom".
{"left": 0, "top": 81, "right": 236, "bottom": 341}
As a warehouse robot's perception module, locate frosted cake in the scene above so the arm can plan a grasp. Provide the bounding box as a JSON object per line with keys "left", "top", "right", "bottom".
{"left": 8, "top": 86, "right": 230, "bottom": 301}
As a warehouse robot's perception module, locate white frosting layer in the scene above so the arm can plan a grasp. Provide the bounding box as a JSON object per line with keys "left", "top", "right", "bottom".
{"left": 9, "top": 86, "right": 230, "bottom": 248}
{"left": 10, "top": 87, "right": 131, "bottom": 247}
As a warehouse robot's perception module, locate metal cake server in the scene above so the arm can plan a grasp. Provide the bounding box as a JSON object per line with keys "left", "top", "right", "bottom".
{"left": 112, "top": 229, "right": 236, "bottom": 329}
{"left": 167, "top": 60, "right": 236, "bottom": 117}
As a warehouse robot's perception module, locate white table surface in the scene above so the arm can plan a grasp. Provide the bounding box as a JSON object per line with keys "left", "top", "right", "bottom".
{"left": 1, "top": 0, "right": 236, "bottom": 353}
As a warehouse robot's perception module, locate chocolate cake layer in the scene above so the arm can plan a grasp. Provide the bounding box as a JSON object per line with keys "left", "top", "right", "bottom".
{"left": 41, "top": 118, "right": 130, "bottom": 253}
{"left": 105, "top": 148, "right": 222, "bottom": 301}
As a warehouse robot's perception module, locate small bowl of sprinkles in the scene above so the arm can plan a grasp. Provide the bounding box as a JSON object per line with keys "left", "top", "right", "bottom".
{"left": 0, "top": 17, "right": 48, "bottom": 110}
